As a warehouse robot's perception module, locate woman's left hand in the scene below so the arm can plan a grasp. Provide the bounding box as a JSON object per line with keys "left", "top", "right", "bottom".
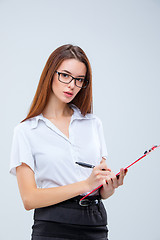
{"left": 99, "top": 157, "right": 128, "bottom": 199}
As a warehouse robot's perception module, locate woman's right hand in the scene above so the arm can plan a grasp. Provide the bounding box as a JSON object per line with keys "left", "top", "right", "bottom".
{"left": 85, "top": 160, "right": 110, "bottom": 191}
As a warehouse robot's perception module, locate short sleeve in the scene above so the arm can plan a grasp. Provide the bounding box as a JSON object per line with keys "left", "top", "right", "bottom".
{"left": 9, "top": 126, "right": 35, "bottom": 176}
{"left": 97, "top": 118, "right": 108, "bottom": 160}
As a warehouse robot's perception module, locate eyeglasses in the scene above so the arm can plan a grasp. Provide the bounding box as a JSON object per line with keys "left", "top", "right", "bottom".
{"left": 55, "top": 71, "right": 89, "bottom": 89}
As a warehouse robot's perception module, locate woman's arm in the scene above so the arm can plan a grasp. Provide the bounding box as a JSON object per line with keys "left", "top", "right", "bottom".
{"left": 16, "top": 160, "right": 110, "bottom": 211}
{"left": 16, "top": 163, "right": 90, "bottom": 211}
{"left": 16, "top": 159, "right": 126, "bottom": 210}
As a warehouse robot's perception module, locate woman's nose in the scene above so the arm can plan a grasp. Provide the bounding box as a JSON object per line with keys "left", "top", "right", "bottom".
{"left": 68, "top": 79, "right": 76, "bottom": 88}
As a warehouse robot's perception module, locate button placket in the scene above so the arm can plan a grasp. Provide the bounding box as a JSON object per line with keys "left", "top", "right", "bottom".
{"left": 68, "top": 124, "right": 80, "bottom": 175}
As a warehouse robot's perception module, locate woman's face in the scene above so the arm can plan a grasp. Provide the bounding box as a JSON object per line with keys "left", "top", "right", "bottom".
{"left": 51, "top": 58, "right": 87, "bottom": 104}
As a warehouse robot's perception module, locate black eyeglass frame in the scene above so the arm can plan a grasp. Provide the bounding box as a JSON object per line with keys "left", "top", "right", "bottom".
{"left": 55, "top": 71, "right": 89, "bottom": 89}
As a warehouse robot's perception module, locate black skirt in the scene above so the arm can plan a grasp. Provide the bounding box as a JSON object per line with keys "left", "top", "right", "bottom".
{"left": 31, "top": 195, "right": 109, "bottom": 240}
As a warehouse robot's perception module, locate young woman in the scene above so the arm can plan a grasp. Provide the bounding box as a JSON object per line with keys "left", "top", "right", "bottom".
{"left": 9, "top": 44, "right": 127, "bottom": 240}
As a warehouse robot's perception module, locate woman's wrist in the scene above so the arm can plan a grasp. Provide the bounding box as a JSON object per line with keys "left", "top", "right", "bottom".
{"left": 100, "top": 186, "right": 115, "bottom": 199}
{"left": 83, "top": 179, "right": 92, "bottom": 193}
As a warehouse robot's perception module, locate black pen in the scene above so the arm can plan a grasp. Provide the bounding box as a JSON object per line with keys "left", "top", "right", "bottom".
{"left": 75, "top": 162, "right": 95, "bottom": 168}
{"left": 75, "top": 161, "right": 116, "bottom": 175}
{"left": 75, "top": 161, "right": 106, "bottom": 171}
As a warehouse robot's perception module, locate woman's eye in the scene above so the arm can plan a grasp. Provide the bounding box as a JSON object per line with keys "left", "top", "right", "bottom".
{"left": 62, "top": 73, "right": 69, "bottom": 78}
{"left": 77, "top": 78, "right": 83, "bottom": 82}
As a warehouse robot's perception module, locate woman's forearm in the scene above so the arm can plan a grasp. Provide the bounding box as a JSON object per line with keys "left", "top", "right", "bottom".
{"left": 25, "top": 180, "right": 90, "bottom": 211}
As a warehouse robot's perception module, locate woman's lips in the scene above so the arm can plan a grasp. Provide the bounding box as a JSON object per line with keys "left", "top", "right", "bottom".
{"left": 63, "top": 92, "right": 73, "bottom": 97}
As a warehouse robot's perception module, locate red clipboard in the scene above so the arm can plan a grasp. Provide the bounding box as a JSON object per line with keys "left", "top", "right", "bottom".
{"left": 80, "top": 145, "right": 160, "bottom": 202}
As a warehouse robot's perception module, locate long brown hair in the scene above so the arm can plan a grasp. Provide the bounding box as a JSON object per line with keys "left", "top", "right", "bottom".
{"left": 20, "top": 44, "right": 93, "bottom": 123}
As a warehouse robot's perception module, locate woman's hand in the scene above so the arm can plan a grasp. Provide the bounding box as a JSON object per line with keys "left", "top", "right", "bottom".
{"left": 85, "top": 157, "right": 128, "bottom": 199}
{"left": 85, "top": 158, "right": 115, "bottom": 191}
{"left": 99, "top": 158, "right": 128, "bottom": 199}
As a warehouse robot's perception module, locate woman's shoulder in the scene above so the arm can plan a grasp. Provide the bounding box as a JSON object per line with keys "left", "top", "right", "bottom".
{"left": 85, "top": 112, "right": 101, "bottom": 122}
{"left": 13, "top": 118, "right": 33, "bottom": 135}
{"left": 70, "top": 103, "right": 101, "bottom": 123}
{"left": 82, "top": 111, "right": 103, "bottom": 129}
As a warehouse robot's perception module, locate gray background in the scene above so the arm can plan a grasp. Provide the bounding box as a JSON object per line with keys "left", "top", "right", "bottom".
{"left": 1, "top": 0, "right": 160, "bottom": 239}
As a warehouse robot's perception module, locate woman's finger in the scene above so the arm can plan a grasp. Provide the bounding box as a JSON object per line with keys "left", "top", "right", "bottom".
{"left": 100, "top": 157, "right": 107, "bottom": 163}
{"left": 124, "top": 168, "right": 128, "bottom": 176}
{"left": 109, "top": 172, "right": 119, "bottom": 188}
{"left": 118, "top": 168, "right": 125, "bottom": 186}
{"left": 96, "top": 161, "right": 108, "bottom": 171}
{"left": 95, "top": 169, "right": 113, "bottom": 176}
{"left": 105, "top": 176, "right": 112, "bottom": 187}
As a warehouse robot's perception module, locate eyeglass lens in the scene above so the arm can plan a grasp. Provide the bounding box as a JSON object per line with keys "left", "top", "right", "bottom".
{"left": 58, "top": 73, "right": 88, "bottom": 88}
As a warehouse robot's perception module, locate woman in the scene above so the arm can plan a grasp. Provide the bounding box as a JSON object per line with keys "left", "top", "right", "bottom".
{"left": 9, "top": 44, "right": 127, "bottom": 240}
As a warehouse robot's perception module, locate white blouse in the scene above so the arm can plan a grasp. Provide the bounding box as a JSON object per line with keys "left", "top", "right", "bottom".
{"left": 9, "top": 103, "right": 108, "bottom": 195}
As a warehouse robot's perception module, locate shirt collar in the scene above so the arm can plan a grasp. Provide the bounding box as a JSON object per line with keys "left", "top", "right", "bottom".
{"left": 30, "top": 103, "right": 96, "bottom": 129}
